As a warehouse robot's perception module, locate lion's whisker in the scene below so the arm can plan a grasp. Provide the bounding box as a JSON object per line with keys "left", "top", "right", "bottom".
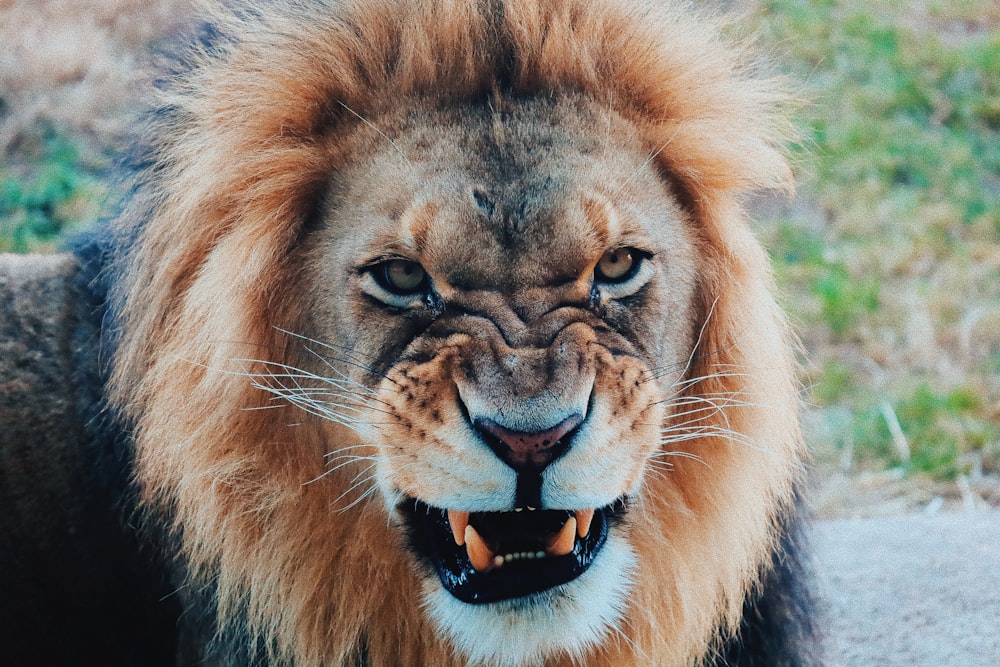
{"left": 323, "top": 443, "right": 396, "bottom": 458}
{"left": 274, "top": 327, "right": 400, "bottom": 387}
{"left": 243, "top": 363, "right": 398, "bottom": 428}
{"left": 234, "top": 357, "right": 383, "bottom": 396}
{"left": 332, "top": 467, "right": 396, "bottom": 513}
{"left": 302, "top": 345, "right": 398, "bottom": 396}
{"left": 658, "top": 425, "right": 768, "bottom": 454}
{"left": 607, "top": 123, "right": 684, "bottom": 202}
{"left": 651, "top": 449, "right": 707, "bottom": 464}
{"left": 254, "top": 381, "right": 372, "bottom": 412}
{"left": 254, "top": 396, "right": 369, "bottom": 430}
{"left": 657, "top": 397, "right": 756, "bottom": 419}
{"left": 303, "top": 456, "right": 377, "bottom": 486}
{"left": 662, "top": 371, "right": 755, "bottom": 396}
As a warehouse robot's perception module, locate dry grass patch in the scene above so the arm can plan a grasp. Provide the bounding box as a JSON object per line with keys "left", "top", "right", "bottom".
{"left": 0, "top": 0, "right": 193, "bottom": 250}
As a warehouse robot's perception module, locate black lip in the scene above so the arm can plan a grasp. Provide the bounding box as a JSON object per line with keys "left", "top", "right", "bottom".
{"left": 403, "top": 500, "right": 620, "bottom": 604}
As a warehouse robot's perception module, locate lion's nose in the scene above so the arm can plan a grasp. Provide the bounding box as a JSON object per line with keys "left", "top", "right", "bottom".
{"left": 474, "top": 414, "right": 582, "bottom": 474}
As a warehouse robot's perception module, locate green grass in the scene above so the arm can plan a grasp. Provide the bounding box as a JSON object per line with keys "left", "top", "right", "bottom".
{"left": 0, "top": 122, "right": 109, "bottom": 252}
{"left": 774, "top": 2, "right": 999, "bottom": 235}
{"left": 754, "top": 0, "right": 1000, "bottom": 480}
{"left": 832, "top": 383, "right": 1000, "bottom": 478}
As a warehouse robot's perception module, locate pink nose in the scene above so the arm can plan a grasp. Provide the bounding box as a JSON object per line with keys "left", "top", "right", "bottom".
{"left": 475, "top": 414, "right": 583, "bottom": 472}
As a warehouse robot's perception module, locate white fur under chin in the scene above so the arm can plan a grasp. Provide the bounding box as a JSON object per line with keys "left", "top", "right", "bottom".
{"left": 424, "top": 533, "right": 636, "bottom": 667}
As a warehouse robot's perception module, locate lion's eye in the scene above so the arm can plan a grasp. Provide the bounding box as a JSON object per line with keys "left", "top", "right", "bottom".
{"left": 359, "top": 258, "right": 431, "bottom": 309}
{"left": 595, "top": 248, "right": 639, "bottom": 283}
{"left": 376, "top": 259, "right": 427, "bottom": 295}
{"left": 592, "top": 247, "right": 654, "bottom": 300}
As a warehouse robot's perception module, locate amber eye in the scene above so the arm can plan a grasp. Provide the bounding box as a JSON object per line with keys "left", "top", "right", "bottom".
{"left": 595, "top": 247, "right": 639, "bottom": 283}
{"left": 374, "top": 259, "right": 427, "bottom": 295}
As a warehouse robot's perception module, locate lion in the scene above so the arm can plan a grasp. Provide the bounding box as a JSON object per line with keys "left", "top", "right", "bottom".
{"left": 0, "top": 0, "right": 818, "bottom": 665}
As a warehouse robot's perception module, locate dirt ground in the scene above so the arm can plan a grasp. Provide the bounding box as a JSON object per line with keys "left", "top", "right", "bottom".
{"left": 815, "top": 510, "right": 1000, "bottom": 665}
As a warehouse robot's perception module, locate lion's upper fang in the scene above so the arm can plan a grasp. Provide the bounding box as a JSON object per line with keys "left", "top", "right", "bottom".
{"left": 446, "top": 508, "right": 596, "bottom": 572}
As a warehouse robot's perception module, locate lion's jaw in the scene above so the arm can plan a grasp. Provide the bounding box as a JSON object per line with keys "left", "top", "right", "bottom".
{"left": 421, "top": 533, "right": 637, "bottom": 667}
{"left": 306, "top": 96, "right": 699, "bottom": 665}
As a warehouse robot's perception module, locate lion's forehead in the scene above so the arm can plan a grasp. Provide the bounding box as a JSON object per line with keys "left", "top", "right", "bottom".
{"left": 327, "top": 95, "right": 685, "bottom": 291}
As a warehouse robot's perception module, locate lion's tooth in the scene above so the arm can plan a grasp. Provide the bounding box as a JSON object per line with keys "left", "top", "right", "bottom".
{"left": 448, "top": 510, "right": 470, "bottom": 546}
{"left": 465, "top": 525, "right": 493, "bottom": 572}
{"left": 547, "top": 516, "right": 577, "bottom": 557}
{"left": 575, "top": 509, "right": 595, "bottom": 539}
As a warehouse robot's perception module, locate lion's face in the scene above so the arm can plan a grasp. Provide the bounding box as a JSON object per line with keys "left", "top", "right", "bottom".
{"left": 112, "top": 1, "right": 804, "bottom": 664}
{"left": 304, "top": 96, "right": 699, "bottom": 663}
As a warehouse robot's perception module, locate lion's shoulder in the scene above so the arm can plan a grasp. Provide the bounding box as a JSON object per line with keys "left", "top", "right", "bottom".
{"left": 0, "top": 244, "right": 180, "bottom": 665}
{"left": 1, "top": 254, "right": 84, "bottom": 501}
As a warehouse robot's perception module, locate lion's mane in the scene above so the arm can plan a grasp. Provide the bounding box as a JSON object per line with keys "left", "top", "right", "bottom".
{"left": 109, "top": 1, "right": 809, "bottom": 664}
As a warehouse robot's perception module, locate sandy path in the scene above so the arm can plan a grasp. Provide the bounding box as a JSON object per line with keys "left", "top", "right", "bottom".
{"left": 815, "top": 511, "right": 1000, "bottom": 666}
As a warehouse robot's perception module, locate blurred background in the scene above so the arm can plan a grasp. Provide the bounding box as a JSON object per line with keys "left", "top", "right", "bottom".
{"left": 2, "top": 0, "right": 997, "bottom": 518}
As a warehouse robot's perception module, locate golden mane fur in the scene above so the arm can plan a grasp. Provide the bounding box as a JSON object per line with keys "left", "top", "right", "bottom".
{"left": 111, "top": 1, "right": 804, "bottom": 664}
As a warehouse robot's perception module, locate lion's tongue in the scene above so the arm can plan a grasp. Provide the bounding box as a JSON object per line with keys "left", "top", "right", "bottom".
{"left": 447, "top": 509, "right": 596, "bottom": 573}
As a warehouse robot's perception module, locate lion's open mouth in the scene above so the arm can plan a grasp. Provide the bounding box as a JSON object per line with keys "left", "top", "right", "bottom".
{"left": 404, "top": 500, "right": 619, "bottom": 604}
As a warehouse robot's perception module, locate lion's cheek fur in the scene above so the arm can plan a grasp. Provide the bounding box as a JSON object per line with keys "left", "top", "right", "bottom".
{"left": 618, "top": 219, "right": 803, "bottom": 664}
{"left": 374, "top": 335, "right": 667, "bottom": 512}
{"left": 134, "top": 403, "right": 453, "bottom": 665}
{"left": 373, "top": 351, "right": 517, "bottom": 510}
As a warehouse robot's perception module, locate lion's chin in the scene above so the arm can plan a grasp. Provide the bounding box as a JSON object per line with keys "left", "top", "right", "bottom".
{"left": 422, "top": 531, "right": 636, "bottom": 667}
